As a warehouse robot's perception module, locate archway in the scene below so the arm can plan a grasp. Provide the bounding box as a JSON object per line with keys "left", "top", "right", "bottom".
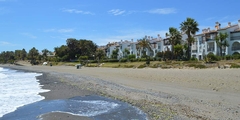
{"left": 232, "top": 42, "right": 240, "bottom": 51}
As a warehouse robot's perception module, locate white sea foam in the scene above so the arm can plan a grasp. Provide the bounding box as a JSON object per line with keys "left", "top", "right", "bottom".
{"left": 72, "top": 100, "right": 120, "bottom": 116}
{"left": 0, "top": 67, "right": 49, "bottom": 117}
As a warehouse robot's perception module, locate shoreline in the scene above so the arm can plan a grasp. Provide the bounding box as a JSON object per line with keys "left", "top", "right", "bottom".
{"left": 1, "top": 64, "right": 240, "bottom": 119}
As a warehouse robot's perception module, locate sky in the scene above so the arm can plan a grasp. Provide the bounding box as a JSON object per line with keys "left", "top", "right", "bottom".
{"left": 0, "top": 0, "right": 240, "bottom": 52}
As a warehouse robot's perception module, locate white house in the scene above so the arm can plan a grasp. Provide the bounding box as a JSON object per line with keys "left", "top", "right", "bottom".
{"left": 192, "top": 19, "right": 240, "bottom": 60}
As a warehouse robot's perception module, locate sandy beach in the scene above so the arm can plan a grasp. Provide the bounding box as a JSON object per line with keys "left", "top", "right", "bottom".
{"left": 1, "top": 64, "right": 240, "bottom": 120}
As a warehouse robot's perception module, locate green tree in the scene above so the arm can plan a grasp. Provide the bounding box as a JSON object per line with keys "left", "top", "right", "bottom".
{"left": 42, "top": 49, "right": 50, "bottom": 61}
{"left": 111, "top": 48, "right": 119, "bottom": 59}
{"left": 123, "top": 48, "right": 130, "bottom": 58}
{"left": 180, "top": 17, "right": 199, "bottom": 60}
{"left": 95, "top": 49, "right": 105, "bottom": 66}
{"left": 138, "top": 38, "right": 153, "bottom": 57}
{"left": 0, "top": 51, "right": 15, "bottom": 63}
{"left": 215, "top": 32, "right": 229, "bottom": 56}
{"left": 20, "top": 49, "right": 27, "bottom": 60}
{"left": 66, "top": 38, "right": 97, "bottom": 60}
{"left": 54, "top": 45, "right": 69, "bottom": 61}
{"left": 28, "top": 47, "right": 39, "bottom": 65}
{"left": 14, "top": 50, "right": 22, "bottom": 60}
{"left": 79, "top": 39, "right": 97, "bottom": 57}
{"left": 66, "top": 38, "right": 80, "bottom": 59}
{"left": 166, "top": 27, "right": 182, "bottom": 60}
{"left": 174, "top": 44, "right": 184, "bottom": 60}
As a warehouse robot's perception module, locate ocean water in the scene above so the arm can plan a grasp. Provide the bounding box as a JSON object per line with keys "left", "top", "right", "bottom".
{"left": 0, "top": 67, "right": 147, "bottom": 120}
{"left": 0, "top": 67, "right": 49, "bottom": 118}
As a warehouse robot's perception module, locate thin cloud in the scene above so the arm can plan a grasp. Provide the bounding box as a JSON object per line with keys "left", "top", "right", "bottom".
{"left": 21, "top": 33, "right": 37, "bottom": 39}
{"left": 62, "top": 9, "right": 94, "bottom": 15}
{"left": 108, "top": 9, "right": 126, "bottom": 16}
{"left": 44, "top": 28, "right": 74, "bottom": 33}
{"left": 147, "top": 8, "right": 177, "bottom": 14}
{"left": 0, "top": 41, "right": 16, "bottom": 46}
{"left": 205, "top": 17, "right": 215, "bottom": 21}
{"left": 58, "top": 29, "right": 74, "bottom": 33}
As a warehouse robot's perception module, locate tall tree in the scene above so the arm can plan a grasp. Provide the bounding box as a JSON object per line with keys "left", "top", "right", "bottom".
{"left": 0, "top": 51, "right": 15, "bottom": 63}
{"left": 20, "top": 49, "right": 27, "bottom": 60}
{"left": 14, "top": 50, "right": 22, "bottom": 60}
{"left": 28, "top": 47, "right": 39, "bottom": 64}
{"left": 138, "top": 38, "right": 153, "bottom": 58}
{"left": 111, "top": 48, "right": 119, "bottom": 59}
{"left": 42, "top": 49, "right": 50, "bottom": 61}
{"left": 180, "top": 17, "right": 199, "bottom": 60}
{"left": 166, "top": 27, "right": 182, "bottom": 60}
{"left": 79, "top": 39, "right": 97, "bottom": 57}
{"left": 66, "top": 38, "right": 80, "bottom": 59}
{"left": 54, "top": 45, "right": 69, "bottom": 61}
{"left": 215, "top": 32, "right": 229, "bottom": 56}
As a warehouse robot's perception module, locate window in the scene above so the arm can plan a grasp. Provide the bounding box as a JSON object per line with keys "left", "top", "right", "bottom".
{"left": 232, "top": 42, "right": 240, "bottom": 51}
{"left": 207, "top": 42, "right": 215, "bottom": 52}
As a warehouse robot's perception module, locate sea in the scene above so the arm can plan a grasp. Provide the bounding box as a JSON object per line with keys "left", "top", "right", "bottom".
{"left": 0, "top": 67, "right": 147, "bottom": 120}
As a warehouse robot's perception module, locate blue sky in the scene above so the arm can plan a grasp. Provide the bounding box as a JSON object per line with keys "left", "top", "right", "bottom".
{"left": 0, "top": 0, "right": 240, "bottom": 52}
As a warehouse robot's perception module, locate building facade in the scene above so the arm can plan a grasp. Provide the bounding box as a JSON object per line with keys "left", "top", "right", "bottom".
{"left": 102, "top": 19, "right": 240, "bottom": 60}
{"left": 192, "top": 20, "right": 240, "bottom": 60}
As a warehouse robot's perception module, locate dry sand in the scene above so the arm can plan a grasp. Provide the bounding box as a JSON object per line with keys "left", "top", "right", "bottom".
{"left": 1, "top": 64, "right": 240, "bottom": 120}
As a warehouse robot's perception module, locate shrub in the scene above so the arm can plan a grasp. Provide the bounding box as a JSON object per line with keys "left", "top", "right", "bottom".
{"left": 130, "top": 58, "right": 138, "bottom": 62}
{"left": 225, "top": 55, "right": 232, "bottom": 60}
{"left": 206, "top": 53, "right": 220, "bottom": 62}
{"left": 232, "top": 54, "right": 240, "bottom": 60}
{"left": 137, "top": 64, "right": 146, "bottom": 68}
{"left": 128, "top": 54, "right": 136, "bottom": 59}
{"left": 190, "top": 57, "right": 198, "bottom": 61}
{"left": 139, "top": 58, "right": 147, "bottom": 61}
{"left": 230, "top": 63, "right": 240, "bottom": 68}
{"left": 102, "top": 59, "right": 119, "bottom": 62}
{"left": 120, "top": 58, "right": 127, "bottom": 62}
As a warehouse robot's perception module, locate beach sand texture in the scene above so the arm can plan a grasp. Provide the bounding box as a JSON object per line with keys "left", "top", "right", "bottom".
{"left": 1, "top": 64, "right": 240, "bottom": 120}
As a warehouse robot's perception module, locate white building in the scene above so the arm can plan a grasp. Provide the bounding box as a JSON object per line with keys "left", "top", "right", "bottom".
{"left": 192, "top": 20, "right": 240, "bottom": 60}
{"left": 104, "top": 19, "right": 240, "bottom": 60}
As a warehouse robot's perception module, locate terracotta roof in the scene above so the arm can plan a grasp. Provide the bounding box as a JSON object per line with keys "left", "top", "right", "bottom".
{"left": 231, "top": 28, "right": 240, "bottom": 33}
{"left": 218, "top": 24, "right": 238, "bottom": 30}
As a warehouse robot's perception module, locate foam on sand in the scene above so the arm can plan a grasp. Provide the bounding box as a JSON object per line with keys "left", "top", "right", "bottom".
{"left": 0, "top": 67, "right": 49, "bottom": 117}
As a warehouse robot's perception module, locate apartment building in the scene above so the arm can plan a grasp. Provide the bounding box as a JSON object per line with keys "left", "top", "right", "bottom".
{"left": 104, "top": 35, "right": 164, "bottom": 59}
{"left": 192, "top": 20, "right": 240, "bottom": 60}
{"left": 103, "top": 19, "right": 240, "bottom": 60}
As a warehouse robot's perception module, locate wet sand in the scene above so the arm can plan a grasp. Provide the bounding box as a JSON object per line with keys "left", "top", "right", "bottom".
{"left": 1, "top": 64, "right": 240, "bottom": 120}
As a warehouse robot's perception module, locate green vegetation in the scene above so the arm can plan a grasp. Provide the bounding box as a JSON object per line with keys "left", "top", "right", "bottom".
{"left": 0, "top": 17, "right": 240, "bottom": 69}
{"left": 180, "top": 17, "right": 199, "bottom": 60}
{"left": 215, "top": 32, "right": 229, "bottom": 56}
{"left": 230, "top": 63, "right": 240, "bottom": 68}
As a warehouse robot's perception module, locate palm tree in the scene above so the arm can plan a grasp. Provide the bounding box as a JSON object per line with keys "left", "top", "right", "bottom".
{"left": 215, "top": 32, "right": 229, "bottom": 56}
{"left": 138, "top": 38, "right": 153, "bottom": 58}
{"left": 166, "top": 27, "right": 182, "bottom": 60}
{"left": 180, "top": 17, "right": 199, "bottom": 60}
